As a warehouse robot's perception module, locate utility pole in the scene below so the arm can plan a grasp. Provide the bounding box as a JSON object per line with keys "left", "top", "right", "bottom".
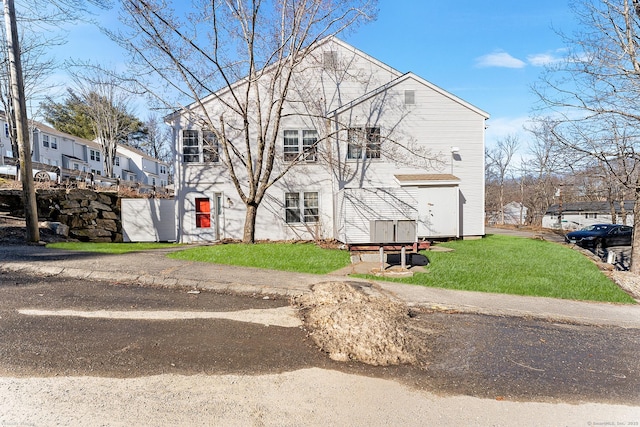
{"left": 556, "top": 185, "right": 563, "bottom": 230}
{"left": 3, "top": 0, "right": 39, "bottom": 242}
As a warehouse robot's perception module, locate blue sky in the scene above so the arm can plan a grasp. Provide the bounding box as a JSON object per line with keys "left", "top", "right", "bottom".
{"left": 41, "top": 0, "right": 578, "bottom": 151}
{"left": 343, "top": 0, "right": 577, "bottom": 150}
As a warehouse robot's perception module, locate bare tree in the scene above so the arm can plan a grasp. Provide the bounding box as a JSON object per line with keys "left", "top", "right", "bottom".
{"left": 0, "top": 29, "right": 60, "bottom": 158}
{"left": 70, "top": 70, "right": 143, "bottom": 178}
{"left": 0, "top": 0, "right": 110, "bottom": 158}
{"left": 533, "top": 0, "right": 640, "bottom": 272}
{"left": 112, "top": 0, "right": 377, "bottom": 243}
{"left": 136, "top": 113, "right": 171, "bottom": 162}
{"left": 521, "top": 118, "right": 568, "bottom": 227}
{"left": 486, "top": 135, "right": 519, "bottom": 225}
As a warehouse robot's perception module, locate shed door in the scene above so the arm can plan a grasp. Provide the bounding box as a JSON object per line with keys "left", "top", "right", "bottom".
{"left": 418, "top": 186, "right": 459, "bottom": 238}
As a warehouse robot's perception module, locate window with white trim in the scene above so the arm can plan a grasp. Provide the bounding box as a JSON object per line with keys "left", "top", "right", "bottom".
{"left": 90, "top": 149, "right": 100, "bottom": 162}
{"left": 283, "top": 129, "right": 318, "bottom": 162}
{"left": 42, "top": 134, "right": 49, "bottom": 148}
{"left": 51, "top": 137, "right": 57, "bottom": 149}
{"left": 182, "top": 129, "right": 199, "bottom": 163}
{"left": 202, "top": 130, "right": 219, "bottom": 162}
{"left": 285, "top": 191, "right": 319, "bottom": 223}
{"left": 182, "top": 129, "right": 219, "bottom": 163}
{"left": 347, "top": 127, "right": 381, "bottom": 160}
{"left": 114, "top": 156, "right": 120, "bottom": 166}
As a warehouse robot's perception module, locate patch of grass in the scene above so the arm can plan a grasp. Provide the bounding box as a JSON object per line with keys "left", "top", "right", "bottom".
{"left": 357, "top": 234, "right": 635, "bottom": 303}
{"left": 168, "top": 242, "right": 351, "bottom": 275}
{"left": 46, "top": 242, "right": 179, "bottom": 254}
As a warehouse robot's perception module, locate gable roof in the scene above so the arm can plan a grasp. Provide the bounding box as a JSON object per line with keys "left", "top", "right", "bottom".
{"left": 329, "top": 72, "right": 490, "bottom": 119}
{"left": 165, "top": 36, "right": 406, "bottom": 122}
{"left": 166, "top": 36, "right": 489, "bottom": 125}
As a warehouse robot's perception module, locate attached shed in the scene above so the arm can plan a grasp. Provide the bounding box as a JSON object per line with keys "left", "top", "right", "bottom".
{"left": 335, "top": 174, "right": 461, "bottom": 244}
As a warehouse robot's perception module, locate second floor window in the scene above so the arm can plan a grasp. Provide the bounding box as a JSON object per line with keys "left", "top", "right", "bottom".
{"left": 51, "top": 137, "right": 57, "bottom": 149}
{"left": 182, "top": 129, "right": 220, "bottom": 163}
{"left": 42, "top": 134, "right": 49, "bottom": 148}
{"left": 283, "top": 129, "right": 318, "bottom": 162}
{"left": 347, "top": 127, "right": 381, "bottom": 160}
{"left": 90, "top": 149, "right": 101, "bottom": 162}
{"left": 203, "top": 130, "right": 219, "bottom": 163}
{"left": 182, "top": 130, "right": 199, "bottom": 163}
{"left": 114, "top": 156, "right": 120, "bottom": 166}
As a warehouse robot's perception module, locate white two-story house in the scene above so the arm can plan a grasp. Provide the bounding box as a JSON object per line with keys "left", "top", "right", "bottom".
{"left": 166, "top": 37, "right": 489, "bottom": 244}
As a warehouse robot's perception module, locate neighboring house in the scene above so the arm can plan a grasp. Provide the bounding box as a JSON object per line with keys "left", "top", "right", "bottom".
{"left": 486, "top": 201, "right": 528, "bottom": 226}
{"left": 0, "top": 113, "right": 170, "bottom": 187}
{"left": 543, "top": 201, "right": 635, "bottom": 230}
{"left": 165, "top": 37, "right": 489, "bottom": 244}
{"left": 115, "top": 144, "right": 170, "bottom": 188}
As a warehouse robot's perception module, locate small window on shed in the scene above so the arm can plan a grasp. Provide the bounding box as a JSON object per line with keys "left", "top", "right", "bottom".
{"left": 404, "top": 90, "right": 415, "bottom": 105}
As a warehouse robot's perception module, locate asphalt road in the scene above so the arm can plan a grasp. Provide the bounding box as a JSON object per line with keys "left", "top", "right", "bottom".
{"left": 1, "top": 269, "right": 639, "bottom": 407}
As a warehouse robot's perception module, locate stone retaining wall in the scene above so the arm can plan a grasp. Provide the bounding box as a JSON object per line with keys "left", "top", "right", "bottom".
{"left": 0, "top": 189, "right": 122, "bottom": 242}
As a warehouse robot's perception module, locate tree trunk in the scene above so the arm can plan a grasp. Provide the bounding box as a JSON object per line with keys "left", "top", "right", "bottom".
{"left": 499, "top": 184, "right": 505, "bottom": 225}
{"left": 608, "top": 200, "right": 616, "bottom": 224}
{"left": 4, "top": 0, "right": 39, "bottom": 243}
{"left": 243, "top": 203, "right": 258, "bottom": 244}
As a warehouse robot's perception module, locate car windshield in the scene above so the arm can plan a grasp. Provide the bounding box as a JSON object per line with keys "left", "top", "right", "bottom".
{"left": 581, "top": 225, "right": 611, "bottom": 232}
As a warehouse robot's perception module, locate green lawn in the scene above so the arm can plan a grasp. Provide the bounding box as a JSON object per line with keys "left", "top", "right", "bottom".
{"left": 48, "top": 235, "right": 636, "bottom": 303}
{"left": 46, "top": 242, "right": 179, "bottom": 254}
{"left": 167, "top": 242, "right": 351, "bottom": 275}
{"left": 358, "top": 234, "right": 634, "bottom": 303}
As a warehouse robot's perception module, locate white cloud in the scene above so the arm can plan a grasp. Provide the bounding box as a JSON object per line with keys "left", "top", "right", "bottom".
{"left": 485, "top": 116, "right": 535, "bottom": 163}
{"left": 526, "top": 51, "right": 564, "bottom": 66}
{"left": 475, "top": 51, "right": 526, "bottom": 69}
{"left": 485, "top": 116, "right": 530, "bottom": 146}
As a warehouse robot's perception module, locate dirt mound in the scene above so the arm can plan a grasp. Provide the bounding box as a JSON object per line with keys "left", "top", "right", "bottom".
{"left": 295, "top": 281, "right": 420, "bottom": 366}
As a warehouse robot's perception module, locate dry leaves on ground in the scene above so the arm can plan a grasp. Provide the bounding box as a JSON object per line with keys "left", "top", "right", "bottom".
{"left": 295, "top": 281, "right": 424, "bottom": 366}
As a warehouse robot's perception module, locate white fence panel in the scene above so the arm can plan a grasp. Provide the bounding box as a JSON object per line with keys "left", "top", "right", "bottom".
{"left": 122, "top": 198, "right": 176, "bottom": 242}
